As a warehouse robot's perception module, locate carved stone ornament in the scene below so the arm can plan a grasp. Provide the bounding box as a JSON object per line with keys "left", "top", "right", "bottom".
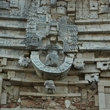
{"left": 97, "top": 61, "right": 110, "bottom": 70}
{"left": 18, "top": 56, "right": 31, "bottom": 67}
{"left": 44, "top": 80, "right": 56, "bottom": 94}
{"left": 73, "top": 59, "right": 85, "bottom": 69}
{"left": 22, "top": 0, "right": 78, "bottom": 79}
{"left": 99, "top": 0, "right": 110, "bottom": 14}
{"left": 85, "top": 73, "right": 99, "bottom": 83}
{"left": 50, "top": 0, "right": 57, "bottom": 7}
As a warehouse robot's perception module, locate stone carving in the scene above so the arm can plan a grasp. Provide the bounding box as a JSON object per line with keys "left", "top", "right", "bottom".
{"left": 41, "top": 0, "right": 50, "bottom": 6}
{"left": 0, "top": 0, "right": 110, "bottom": 109}
{"left": 57, "top": 1, "right": 67, "bottom": 7}
{"left": 18, "top": 56, "right": 30, "bottom": 67}
{"left": 44, "top": 80, "right": 56, "bottom": 93}
{"left": 0, "top": 1, "right": 9, "bottom": 10}
{"left": 97, "top": 61, "right": 110, "bottom": 70}
{"left": 24, "top": 0, "right": 78, "bottom": 79}
{"left": 49, "top": 20, "right": 58, "bottom": 36}
{"left": 73, "top": 59, "right": 85, "bottom": 69}
{"left": 99, "top": 0, "right": 110, "bottom": 14}
{"left": 50, "top": 0, "right": 57, "bottom": 7}
{"left": 67, "top": 0, "right": 76, "bottom": 13}
{"left": 85, "top": 73, "right": 99, "bottom": 83}
{"left": 58, "top": 17, "right": 78, "bottom": 52}
{"left": 45, "top": 50, "right": 59, "bottom": 66}
{"left": 10, "top": 0, "right": 18, "bottom": 8}
{"left": 22, "top": 36, "right": 40, "bottom": 49}
{"left": 31, "top": 51, "right": 73, "bottom": 79}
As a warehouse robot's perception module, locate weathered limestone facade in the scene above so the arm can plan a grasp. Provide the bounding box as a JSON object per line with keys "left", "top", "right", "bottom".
{"left": 0, "top": 0, "right": 110, "bottom": 110}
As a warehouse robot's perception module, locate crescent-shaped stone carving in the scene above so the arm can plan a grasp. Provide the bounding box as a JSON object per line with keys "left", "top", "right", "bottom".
{"left": 31, "top": 51, "right": 73, "bottom": 79}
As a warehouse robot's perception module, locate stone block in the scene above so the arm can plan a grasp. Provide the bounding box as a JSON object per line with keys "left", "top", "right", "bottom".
{"left": 95, "top": 95, "right": 99, "bottom": 106}
{"left": 57, "top": 7, "right": 66, "bottom": 14}
{"left": 1, "top": 58, "right": 7, "bottom": 66}
{"left": 13, "top": 87, "right": 19, "bottom": 99}
{"left": 57, "top": 1, "right": 67, "bottom": 7}
{"left": 100, "top": 71, "right": 110, "bottom": 77}
{"left": 10, "top": 0, "right": 18, "bottom": 8}
{"left": 0, "top": 76, "right": 3, "bottom": 104}
{"left": 82, "top": 89, "right": 87, "bottom": 99}
{"left": 67, "top": 0, "right": 75, "bottom": 12}
{"left": 8, "top": 71, "right": 15, "bottom": 79}
{"left": 1, "top": 93, "right": 7, "bottom": 104}
{"left": 90, "top": 0, "right": 98, "bottom": 11}
{"left": 99, "top": 93, "right": 105, "bottom": 109}
{"left": 41, "top": 0, "right": 50, "bottom": 6}
{"left": 22, "top": 79, "right": 32, "bottom": 86}
{"left": 50, "top": 36, "right": 57, "bottom": 42}
{"left": 98, "top": 86, "right": 104, "bottom": 93}
{"left": 56, "top": 86, "right": 68, "bottom": 94}
{"left": 51, "top": 8, "right": 57, "bottom": 14}
{"left": 20, "top": 92, "right": 81, "bottom": 97}
{"left": 10, "top": 78, "right": 22, "bottom": 85}
{"left": 0, "top": 1, "right": 9, "bottom": 9}
{"left": 50, "top": 0, "right": 57, "bottom": 7}
{"left": 90, "top": 11, "right": 98, "bottom": 19}
{"left": 97, "top": 62, "right": 110, "bottom": 70}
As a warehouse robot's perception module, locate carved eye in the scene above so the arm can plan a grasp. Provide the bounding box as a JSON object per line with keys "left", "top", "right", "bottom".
{"left": 92, "top": 5, "right": 95, "bottom": 7}
{"left": 91, "top": 75, "right": 94, "bottom": 78}
{"left": 103, "top": 63, "right": 107, "bottom": 66}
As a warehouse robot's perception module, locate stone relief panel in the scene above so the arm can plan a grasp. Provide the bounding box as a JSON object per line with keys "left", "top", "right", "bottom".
{"left": 76, "top": 0, "right": 110, "bottom": 19}
{"left": 0, "top": 0, "right": 110, "bottom": 109}
{"left": 22, "top": 0, "right": 79, "bottom": 79}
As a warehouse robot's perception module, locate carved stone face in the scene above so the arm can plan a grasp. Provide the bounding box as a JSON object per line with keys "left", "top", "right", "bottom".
{"left": 73, "top": 60, "right": 85, "bottom": 69}
{"left": 44, "top": 80, "right": 56, "bottom": 93}
{"left": 45, "top": 50, "right": 59, "bottom": 66}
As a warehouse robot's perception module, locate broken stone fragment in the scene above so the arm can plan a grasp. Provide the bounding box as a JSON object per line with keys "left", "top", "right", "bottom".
{"left": 17, "top": 98, "right": 21, "bottom": 103}
{"left": 65, "top": 99, "right": 71, "bottom": 108}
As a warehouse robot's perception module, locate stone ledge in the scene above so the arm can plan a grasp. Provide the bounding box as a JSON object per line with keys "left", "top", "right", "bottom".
{"left": 0, "top": 108, "right": 47, "bottom": 110}
{"left": 0, "top": 25, "right": 26, "bottom": 30}
{"left": 1, "top": 67, "right": 34, "bottom": 72}
{"left": 79, "top": 29, "right": 110, "bottom": 34}
{"left": 75, "top": 19, "right": 110, "bottom": 24}
{"left": 0, "top": 43, "right": 25, "bottom": 49}
{"left": 10, "top": 78, "right": 89, "bottom": 86}
{"left": 0, "top": 35, "right": 25, "bottom": 39}
{"left": 0, "top": 16, "right": 27, "bottom": 20}
{"left": 20, "top": 92, "right": 81, "bottom": 97}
